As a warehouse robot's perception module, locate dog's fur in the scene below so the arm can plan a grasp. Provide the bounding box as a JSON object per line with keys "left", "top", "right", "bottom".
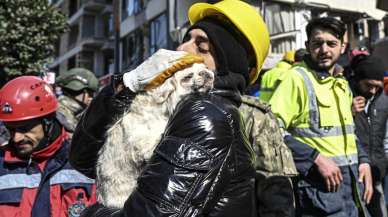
{"left": 96, "top": 63, "right": 214, "bottom": 207}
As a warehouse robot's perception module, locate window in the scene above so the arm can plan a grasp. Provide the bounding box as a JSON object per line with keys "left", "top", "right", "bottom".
{"left": 82, "top": 15, "right": 96, "bottom": 39}
{"left": 149, "top": 13, "right": 168, "bottom": 54}
{"left": 103, "top": 14, "right": 114, "bottom": 37}
{"left": 122, "top": 28, "right": 144, "bottom": 70}
{"left": 69, "top": 0, "right": 80, "bottom": 17}
{"left": 104, "top": 53, "right": 114, "bottom": 75}
{"left": 68, "top": 56, "right": 76, "bottom": 69}
{"left": 122, "top": 0, "right": 145, "bottom": 20}
{"left": 264, "top": 3, "right": 298, "bottom": 54}
{"left": 68, "top": 24, "right": 79, "bottom": 49}
{"left": 354, "top": 21, "right": 365, "bottom": 36}
{"left": 368, "top": 20, "right": 381, "bottom": 44}
{"left": 79, "top": 51, "right": 94, "bottom": 72}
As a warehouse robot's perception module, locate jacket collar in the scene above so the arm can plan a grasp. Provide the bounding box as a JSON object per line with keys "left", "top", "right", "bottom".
{"left": 210, "top": 89, "right": 242, "bottom": 107}
{"left": 303, "top": 55, "right": 345, "bottom": 80}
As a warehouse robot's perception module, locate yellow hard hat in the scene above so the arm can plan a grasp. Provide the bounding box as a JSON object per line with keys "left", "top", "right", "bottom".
{"left": 188, "top": 0, "right": 270, "bottom": 85}
{"left": 283, "top": 50, "right": 295, "bottom": 63}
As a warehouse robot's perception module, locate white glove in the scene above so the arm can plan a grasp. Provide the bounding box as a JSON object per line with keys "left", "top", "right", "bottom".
{"left": 123, "top": 49, "right": 188, "bottom": 92}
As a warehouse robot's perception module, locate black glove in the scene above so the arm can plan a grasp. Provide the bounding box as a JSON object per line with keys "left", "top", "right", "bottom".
{"left": 69, "top": 85, "right": 136, "bottom": 178}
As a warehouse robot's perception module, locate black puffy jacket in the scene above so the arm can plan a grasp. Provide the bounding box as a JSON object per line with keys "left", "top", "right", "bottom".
{"left": 353, "top": 92, "right": 388, "bottom": 180}
{"left": 75, "top": 91, "right": 257, "bottom": 217}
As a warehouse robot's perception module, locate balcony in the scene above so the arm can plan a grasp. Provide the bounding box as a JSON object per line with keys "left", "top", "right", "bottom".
{"left": 82, "top": 0, "right": 110, "bottom": 12}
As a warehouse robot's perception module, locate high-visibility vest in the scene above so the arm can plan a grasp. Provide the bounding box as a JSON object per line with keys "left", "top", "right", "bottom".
{"left": 269, "top": 64, "right": 358, "bottom": 167}
{"left": 259, "top": 61, "right": 292, "bottom": 102}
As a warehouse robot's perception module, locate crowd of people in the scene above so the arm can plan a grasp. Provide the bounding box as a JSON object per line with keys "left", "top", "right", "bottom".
{"left": 0, "top": 0, "right": 387, "bottom": 217}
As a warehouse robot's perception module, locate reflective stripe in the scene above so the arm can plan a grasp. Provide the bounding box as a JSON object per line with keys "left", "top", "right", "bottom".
{"left": 50, "top": 169, "right": 94, "bottom": 185}
{"left": 330, "top": 154, "right": 358, "bottom": 166}
{"left": 0, "top": 173, "right": 41, "bottom": 190}
{"left": 291, "top": 68, "right": 355, "bottom": 138}
{"left": 295, "top": 68, "right": 320, "bottom": 127}
{"left": 0, "top": 169, "right": 94, "bottom": 191}
{"left": 291, "top": 68, "right": 357, "bottom": 166}
{"left": 289, "top": 124, "right": 355, "bottom": 138}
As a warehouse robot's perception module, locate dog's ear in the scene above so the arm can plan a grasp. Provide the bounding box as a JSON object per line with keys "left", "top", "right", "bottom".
{"left": 150, "top": 77, "right": 177, "bottom": 103}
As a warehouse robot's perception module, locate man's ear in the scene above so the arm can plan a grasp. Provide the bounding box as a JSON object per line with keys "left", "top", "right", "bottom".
{"left": 340, "top": 42, "right": 347, "bottom": 54}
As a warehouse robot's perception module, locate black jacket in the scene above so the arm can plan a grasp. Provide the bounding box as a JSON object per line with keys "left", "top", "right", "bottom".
{"left": 72, "top": 90, "right": 257, "bottom": 217}
{"left": 353, "top": 92, "right": 388, "bottom": 180}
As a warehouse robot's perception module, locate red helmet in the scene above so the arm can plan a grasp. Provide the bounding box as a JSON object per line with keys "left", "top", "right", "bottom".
{"left": 0, "top": 76, "right": 58, "bottom": 122}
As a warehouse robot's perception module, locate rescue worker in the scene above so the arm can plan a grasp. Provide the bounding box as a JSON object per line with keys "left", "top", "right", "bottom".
{"left": 349, "top": 56, "right": 388, "bottom": 217}
{"left": 269, "top": 17, "right": 373, "bottom": 217}
{"left": 71, "top": 0, "right": 297, "bottom": 216}
{"left": 0, "top": 76, "right": 96, "bottom": 217}
{"left": 260, "top": 49, "right": 307, "bottom": 102}
{"left": 56, "top": 68, "right": 99, "bottom": 133}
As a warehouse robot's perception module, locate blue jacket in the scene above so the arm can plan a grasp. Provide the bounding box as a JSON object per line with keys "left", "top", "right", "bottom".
{"left": 0, "top": 129, "right": 96, "bottom": 217}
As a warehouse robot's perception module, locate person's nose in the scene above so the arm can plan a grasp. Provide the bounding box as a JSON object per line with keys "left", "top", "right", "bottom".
{"left": 11, "top": 131, "right": 24, "bottom": 143}
{"left": 87, "top": 96, "right": 94, "bottom": 106}
{"left": 370, "top": 86, "right": 379, "bottom": 95}
{"left": 319, "top": 43, "right": 329, "bottom": 53}
{"left": 177, "top": 40, "right": 195, "bottom": 54}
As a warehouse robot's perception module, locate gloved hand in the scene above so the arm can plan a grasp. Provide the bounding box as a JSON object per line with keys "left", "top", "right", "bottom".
{"left": 69, "top": 85, "right": 136, "bottom": 178}
{"left": 123, "top": 49, "right": 191, "bottom": 92}
{"left": 79, "top": 85, "right": 135, "bottom": 140}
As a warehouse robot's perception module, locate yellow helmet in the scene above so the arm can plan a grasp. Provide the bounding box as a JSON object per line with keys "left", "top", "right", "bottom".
{"left": 188, "top": 0, "right": 270, "bottom": 85}
{"left": 283, "top": 50, "right": 295, "bottom": 63}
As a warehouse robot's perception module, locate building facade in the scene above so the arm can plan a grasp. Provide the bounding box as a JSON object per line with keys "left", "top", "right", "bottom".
{"left": 260, "top": 0, "right": 387, "bottom": 68}
{"left": 117, "top": 0, "right": 387, "bottom": 70}
{"left": 50, "top": 0, "right": 114, "bottom": 77}
{"left": 51, "top": 0, "right": 387, "bottom": 82}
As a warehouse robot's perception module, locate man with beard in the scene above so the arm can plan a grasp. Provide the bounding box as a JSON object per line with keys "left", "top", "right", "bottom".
{"left": 349, "top": 56, "right": 388, "bottom": 217}
{"left": 269, "top": 17, "right": 373, "bottom": 217}
{"left": 0, "top": 76, "right": 96, "bottom": 217}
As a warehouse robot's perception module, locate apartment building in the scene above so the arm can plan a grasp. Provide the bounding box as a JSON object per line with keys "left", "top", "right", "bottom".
{"left": 118, "top": 0, "right": 387, "bottom": 70}
{"left": 51, "top": 0, "right": 387, "bottom": 81}
{"left": 50, "top": 0, "right": 114, "bottom": 77}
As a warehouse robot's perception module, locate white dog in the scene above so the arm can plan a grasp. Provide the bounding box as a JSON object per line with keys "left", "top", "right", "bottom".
{"left": 96, "top": 50, "right": 214, "bottom": 208}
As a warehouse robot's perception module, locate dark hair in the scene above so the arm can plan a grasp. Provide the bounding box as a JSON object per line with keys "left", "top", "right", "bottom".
{"left": 294, "top": 48, "right": 308, "bottom": 62}
{"left": 306, "top": 17, "right": 346, "bottom": 41}
{"left": 351, "top": 56, "right": 385, "bottom": 82}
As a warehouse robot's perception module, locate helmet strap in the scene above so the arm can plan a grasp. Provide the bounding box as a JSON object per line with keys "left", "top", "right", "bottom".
{"left": 74, "top": 90, "right": 88, "bottom": 109}
{"left": 63, "top": 88, "right": 88, "bottom": 109}
{"left": 35, "top": 115, "right": 60, "bottom": 151}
